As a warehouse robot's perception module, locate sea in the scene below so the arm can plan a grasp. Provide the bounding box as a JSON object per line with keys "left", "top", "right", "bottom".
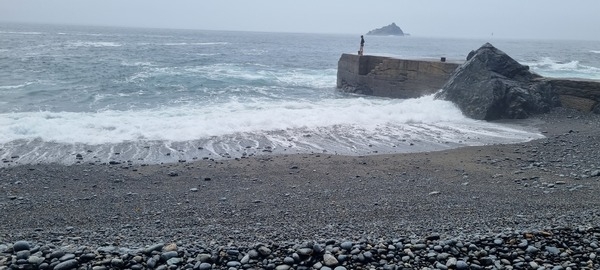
{"left": 1, "top": 23, "right": 600, "bottom": 166}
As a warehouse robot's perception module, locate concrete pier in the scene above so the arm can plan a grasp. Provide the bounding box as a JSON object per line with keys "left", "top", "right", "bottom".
{"left": 337, "top": 53, "right": 600, "bottom": 113}
{"left": 337, "top": 54, "right": 460, "bottom": 99}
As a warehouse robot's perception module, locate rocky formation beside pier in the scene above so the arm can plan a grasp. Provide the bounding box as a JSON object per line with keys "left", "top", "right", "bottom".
{"left": 435, "top": 43, "right": 600, "bottom": 120}
{"left": 435, "top": 43, "right": 560, "bottom": 120}
{"left": 337, "top": 43, "right": 600, "bottom": 120}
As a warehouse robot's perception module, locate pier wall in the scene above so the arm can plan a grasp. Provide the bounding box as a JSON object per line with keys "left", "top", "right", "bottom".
{"left": 336, "top": 54, "right": 460, "bottom": 99}
{"left": 337, "top": 54, "right": 600, "bottom": 113}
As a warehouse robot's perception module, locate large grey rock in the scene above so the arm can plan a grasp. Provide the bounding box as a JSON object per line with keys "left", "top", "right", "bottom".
{"left": 436, "top": 43, "right": 560, "bottom": 120}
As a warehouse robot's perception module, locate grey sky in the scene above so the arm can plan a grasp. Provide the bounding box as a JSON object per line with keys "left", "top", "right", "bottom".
{"left": 1, "top": 0, "right": 599, "bottom": 40}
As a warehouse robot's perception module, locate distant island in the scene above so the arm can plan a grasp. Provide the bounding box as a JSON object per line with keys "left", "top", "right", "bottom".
{"left": 366, "top": 23, "right": 405, "bottom": 36}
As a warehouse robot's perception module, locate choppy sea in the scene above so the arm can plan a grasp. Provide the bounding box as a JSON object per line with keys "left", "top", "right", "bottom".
{"left": 1, "top": 23, "right": 599, "bottom": 166}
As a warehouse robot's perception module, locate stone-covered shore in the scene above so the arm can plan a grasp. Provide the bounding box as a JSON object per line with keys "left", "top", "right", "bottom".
{"left": 1, "top": 108, "right": 600, "bottom": 269}
{"left": 1, "top": 227, "right": 599, "bottom": 270}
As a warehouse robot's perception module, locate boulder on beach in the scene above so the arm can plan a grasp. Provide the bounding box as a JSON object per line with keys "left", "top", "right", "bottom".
{"left": 435, "top": 43, "right": 560, "bottom": 120}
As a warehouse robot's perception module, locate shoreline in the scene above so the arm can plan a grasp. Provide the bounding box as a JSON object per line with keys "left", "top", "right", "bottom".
{"left": 1, "top": 108, "right": 599, "bottom": 269}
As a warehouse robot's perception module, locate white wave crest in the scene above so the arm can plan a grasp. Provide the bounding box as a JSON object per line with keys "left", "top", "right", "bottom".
{"left": 525, "top": 57, "right": 600, "bottom": 79}
{"left": 67, "top": 41, "right": 122, "bottom": 47}
{"left": 0, "top": 82, "right": 34, "bottom": 90}
{"left": 0, "top": 94, "right": 541, "bottom": 145}
{"left": 0, "top": 31, "right": 42, "bottom": 35}
{"left": 163, "top": 42, "right": 228, "bottom": 46}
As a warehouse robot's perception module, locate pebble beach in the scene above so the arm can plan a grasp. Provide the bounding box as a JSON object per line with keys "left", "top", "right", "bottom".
{"left": 1, "top": 108, "right": 600, "bottom": 270}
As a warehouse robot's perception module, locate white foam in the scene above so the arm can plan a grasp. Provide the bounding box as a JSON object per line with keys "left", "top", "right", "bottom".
{"left": 67, "top": 41, "right": 122, "bottom": 48}
{"left": 192, "top": 42, "right": 229, "bottom": 46}
{"left": 526, "top": 57, "right": 600, "bottom": 79}
{"left": 121, "top": 61, "right": 154, "bottom": 67}
{"left": 163, "top": 42, "right": 228, "bottom": 46}
{"left": 0, "top": 31, "right": 42, "bottom": 35}
{"left": 591, "top": 50, "right": 600, "bottom": 54}
{"left": 0, "top": 94, "right": 541, "bottom": 146}
{"left": 0, "top": 82, "right": 34, "bottom": 90}
{"left": 124, "top": 64, "right": 337, "bottom": 90}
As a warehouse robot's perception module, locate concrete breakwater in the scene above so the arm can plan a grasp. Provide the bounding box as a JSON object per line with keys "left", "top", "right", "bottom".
{"left": 337, "top": 53, "right": 600, "bottom": 114}
{"left": 336, "top": 54, "right": 460, "bottom": 99}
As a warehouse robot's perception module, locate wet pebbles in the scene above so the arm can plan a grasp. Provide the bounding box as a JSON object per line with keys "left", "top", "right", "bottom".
{"left": 1, "top": 227, "right": 599, "bottom": 270}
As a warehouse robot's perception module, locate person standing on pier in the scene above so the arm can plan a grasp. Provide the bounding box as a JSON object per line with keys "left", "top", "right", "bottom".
{"left": 359, "top": 35, "right": 365, "bottom": 56}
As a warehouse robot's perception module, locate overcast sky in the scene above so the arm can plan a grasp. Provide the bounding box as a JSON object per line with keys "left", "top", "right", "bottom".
{"left": 1, "top": 0, "right": 599, "bottom": 40}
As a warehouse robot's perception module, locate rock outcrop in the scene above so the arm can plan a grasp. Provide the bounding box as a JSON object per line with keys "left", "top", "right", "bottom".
{"left": 545, "top": 78, "right": 600, "bottom": 114}
{"left": 435, "top": 43, "right": 560, "bottom": 120}
{"left": 366, "top": 23, "right": 405, "bottom": 36}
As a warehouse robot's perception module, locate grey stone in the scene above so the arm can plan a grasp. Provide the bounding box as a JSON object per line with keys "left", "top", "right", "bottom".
{"left": 333, "top": 267, "right": 347, "bottom": 270}
{"left": 197, "top": 253, "right": 212, "bottom": 262}
{"left": 198, "top": 262, "right": 212, "bottom": 270}
{"left": 226, "top": 249, "right": 239, "bottom": 256}
{"left": 144, "top": 243, "right": 165, "bottom": 254}
{"left": 53, "top": 259, "right": 79, "bottom": 270}
{"left": 59, "top": 254, "right": 76, "bottom": 261}
{"left": 413, "top": 243, "right": 427, "bottom": 250}
{"left": 240, "top": 254, "right": 250, "bottom": 264}
{"left": 545, "top": 246, "right": 560, "bottom": 255}
{"left": 456, "top": 260, "right": 469, "bottom": 270}
{"left": 167, "top": 257, "right": 183, "bottom": 266}
{"left": 225, "top": 261, "right": 240, "bottom": 267}
{"left": 340, "top": 241, "right": 353, "bottom": 250}
{"left": 80, "top": 253, "right": 97, "bottom": 262}
{"left": 49, "top": 250, "right": 66, "bottom": 259}
{"left": 275, "top": 265, "right": 290, "bottom": 270}
{"left": 526, "top": 245, "right": 539, "bottom": 253}
{"left": 446, "top": 257, "right": 457, "bottom": 267}
{"left": 16, "top": 250, "right": 30, "bottom": 260}
{"left": 323, "top": 253, "right": 338, "bottom": 266}
{"left": 283, "top": 256, "right": 295, "bottom": 265}
{"left": 257, "top": 246, "right": 271, "bottom": 256}
{"left": 111, "top": 258, "right": 125, "bottom": 268}
{"left": 13, "top": 241, "right": 30, "bottom": 252}
{"left": 97, "top": 246, "right": 117, "bottom": 254}
{"left": 312, "top": 244, "right": 324, "bottom": 254}
{"left": 27, "top": 256, "right": 44, "bottom": 265}
{"left": 161, "top": 251, "right": 178, "bottom": 261}
{"left": 297, "top": 248, "right": 313, "bottom": 256}
{"left": 147, "top": 257, "right": 157, "bottom": 269}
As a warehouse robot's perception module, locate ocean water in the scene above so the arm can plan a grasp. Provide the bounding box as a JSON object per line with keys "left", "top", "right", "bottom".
{"left": 1, "top": 23, "right": 599, "bottom": 166}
